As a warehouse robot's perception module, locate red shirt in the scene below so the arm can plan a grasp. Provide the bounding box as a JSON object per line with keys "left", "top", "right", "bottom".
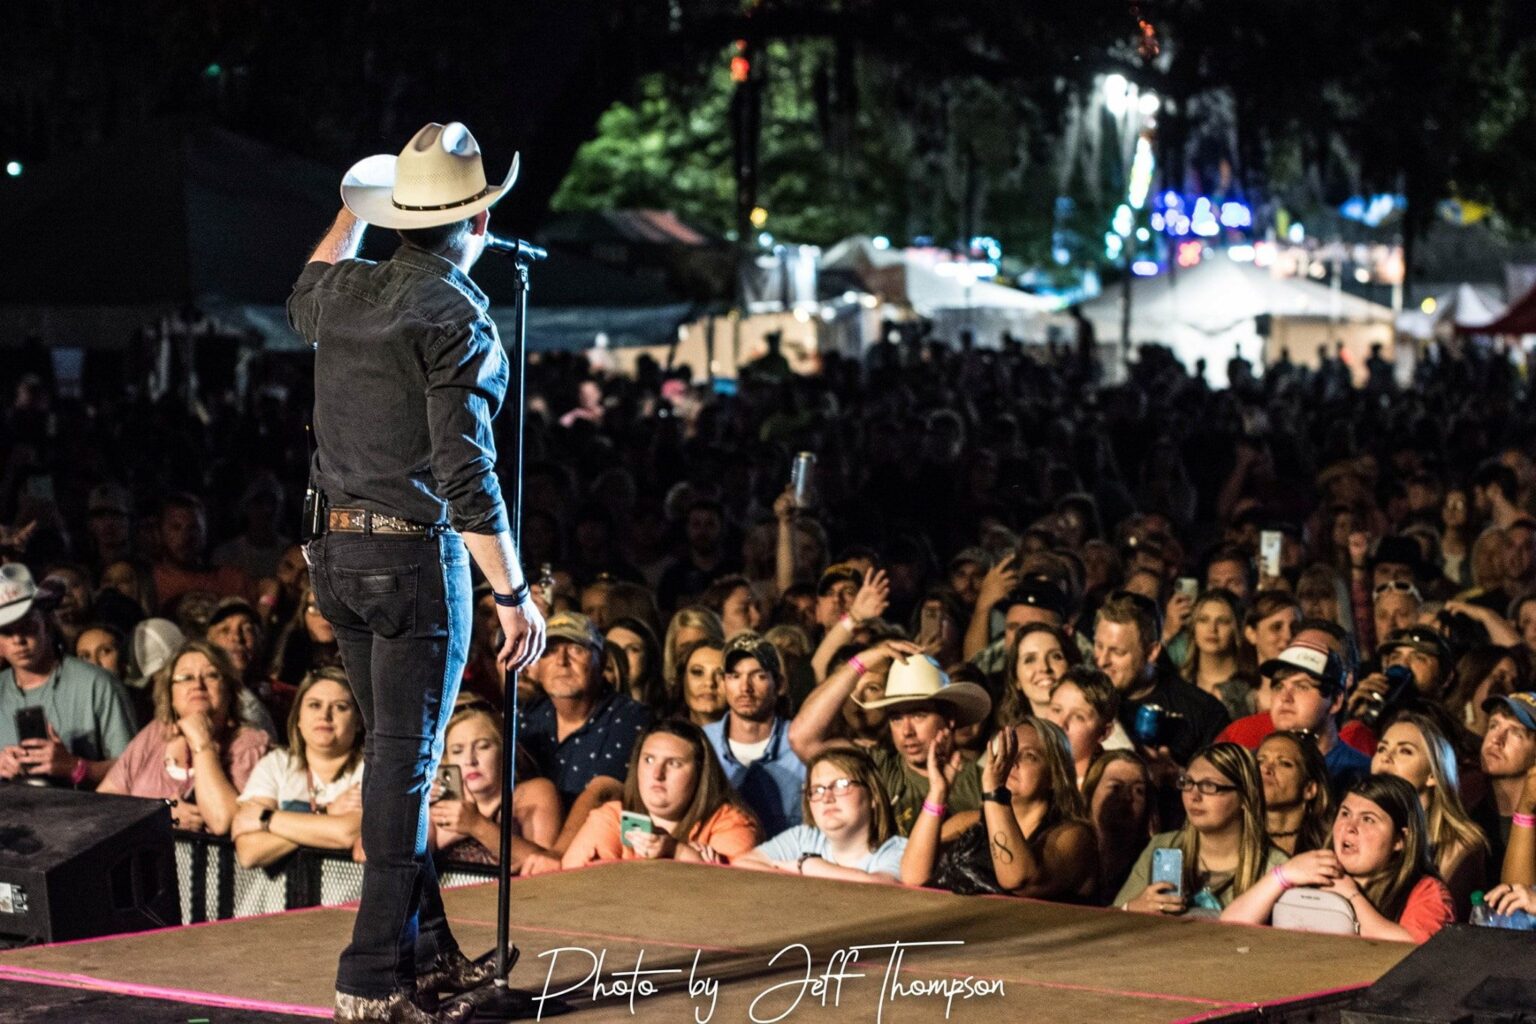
{"left": 1217, "top": 711, "right": 1377, "bottom": 757}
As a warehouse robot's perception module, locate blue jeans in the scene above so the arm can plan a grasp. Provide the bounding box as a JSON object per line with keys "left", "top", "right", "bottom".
{"left": 307, "top": 529, "right": 470, "bottom": 997}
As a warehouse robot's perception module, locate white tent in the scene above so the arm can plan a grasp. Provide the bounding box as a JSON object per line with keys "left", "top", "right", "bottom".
{"left": 820, "top": 236, "right": 1057, "bottom": 342}
{"left": 1396, "top": 283, "right": 1504, "bottom": 339}
{"left": 1079, "top": 256, "right": 1395, "bottom": 385}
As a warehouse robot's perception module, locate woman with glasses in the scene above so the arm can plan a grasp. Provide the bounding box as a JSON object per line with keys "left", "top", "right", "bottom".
{"left": 1371, "top": 712, "right": 1490, "bottom": 917}
{"left": 99, "top": 639, "right": 270, "bottom": 835}
{"left": 734, "top": 748, "right": 906, "bottom": 883}
{"left": 561, "top": 718, "right": 760, "bottom": 867}
{"left": 1117, "top": 742, "right": 1283, "bottom": 915}
{"left": 430, "top": 701, "right": 563, "bottom": 875}
{"left": 902, "top": 717, "right": 1097, "bottom": 901}
{"left": 1257, "top": 731, "right": 1333, "bottom": 855}
{"left": 1222, "top": 774, "right": 1454, "bottom": 943}
{"left": 231, "top": 667, "right": 366, "bottom": 869}
{"left": 996, "top": 623, "right": 1080, "bottom": 724}
{"left": 1182, "top": 589, "right": 1254, "bottom": 720}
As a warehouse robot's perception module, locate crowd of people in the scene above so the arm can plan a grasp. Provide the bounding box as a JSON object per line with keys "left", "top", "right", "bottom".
{"left": 6, "top": 330, "right": 1536, "bottom": 944}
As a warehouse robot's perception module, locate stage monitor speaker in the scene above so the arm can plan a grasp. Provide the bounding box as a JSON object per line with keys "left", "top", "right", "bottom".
{"left": 1342, "top": 923, "right": 1536, "bottom": 1024}
{"left": 0, "top": 786, "right": 176, "bottom": 945}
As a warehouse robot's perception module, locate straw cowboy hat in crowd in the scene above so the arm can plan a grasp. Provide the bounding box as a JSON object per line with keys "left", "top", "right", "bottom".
{"left": 853, "top": 653, "right": 992, "bottom": 727}
{"left": 340, "top": 121, "right": 519, "bottom": 230}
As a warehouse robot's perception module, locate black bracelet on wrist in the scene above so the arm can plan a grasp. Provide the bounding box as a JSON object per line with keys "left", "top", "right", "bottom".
{"left": 493, "top": 581, "right": 531, "bottom": 607}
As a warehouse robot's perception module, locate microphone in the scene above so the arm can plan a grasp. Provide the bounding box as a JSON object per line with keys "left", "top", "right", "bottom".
{"left": 483, "top": 233, "right": 548, "bottom": 262}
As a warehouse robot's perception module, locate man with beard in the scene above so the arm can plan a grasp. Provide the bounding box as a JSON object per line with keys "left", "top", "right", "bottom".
{"left": 702, "top": 632, "right": 806, "bottom": 835}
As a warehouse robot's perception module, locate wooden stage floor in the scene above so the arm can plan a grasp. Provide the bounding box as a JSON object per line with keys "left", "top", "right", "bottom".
{"left": 0, "top": 861, "right": 1413, "bottom": 1023}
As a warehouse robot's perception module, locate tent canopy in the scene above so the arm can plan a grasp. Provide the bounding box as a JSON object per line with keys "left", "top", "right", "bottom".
{"left": 821, "top": 235, "right": 1055, "bottom": 317}
{"left": 1458, "top": 280, "right": 1536, "bottom": 335}
{"left": 1400, "top": 283, "right": 1503, "bottom": 338}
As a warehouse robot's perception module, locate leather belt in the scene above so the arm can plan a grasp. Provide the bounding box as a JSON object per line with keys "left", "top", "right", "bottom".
{"left": 325, "top": 507, "right": 436, "bottom": 536}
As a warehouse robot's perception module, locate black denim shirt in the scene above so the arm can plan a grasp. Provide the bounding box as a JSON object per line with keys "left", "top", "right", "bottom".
{"left": 288, "top": 245, "right": 510, "bottom": 534}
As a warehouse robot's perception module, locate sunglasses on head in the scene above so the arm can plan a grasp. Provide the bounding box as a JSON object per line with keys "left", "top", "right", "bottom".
{"left": 1373, "top": 580, "right": 1421, "bottom": 599}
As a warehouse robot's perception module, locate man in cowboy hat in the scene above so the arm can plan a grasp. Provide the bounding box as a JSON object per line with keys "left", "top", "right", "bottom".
{"left": 790, "top": 639, "right": 991, "bottom": 837}
{"left": 288, "top": 121, "right": 546, "bottom": 1024}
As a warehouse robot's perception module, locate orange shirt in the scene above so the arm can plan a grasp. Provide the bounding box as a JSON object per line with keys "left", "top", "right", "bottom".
{"left": 1396, "top": 874, "right": 1454, "bottom": 944}
{"left": 561, "top": 800, "right": 760, "bottom": 868}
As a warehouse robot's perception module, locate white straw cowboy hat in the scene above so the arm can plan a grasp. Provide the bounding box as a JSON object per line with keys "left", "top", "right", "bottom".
{"left": 853, "top": 654, "right": 992, "bottom": 727}
{"left": 340, "top": 122, "right": 520, "bottom": 230}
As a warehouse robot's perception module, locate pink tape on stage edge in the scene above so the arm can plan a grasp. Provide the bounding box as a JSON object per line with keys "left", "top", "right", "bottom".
{"left": 0, "top": 964, "right": 331, "bottom": 1018}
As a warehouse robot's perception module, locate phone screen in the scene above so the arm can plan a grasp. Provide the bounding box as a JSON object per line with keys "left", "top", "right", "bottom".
{"left": 433, "top": 764, "right": 463, "bottom": 803}
{"left": 619, "top": 810, "right": 654, "bottom": 849}
{"left": 15, "top": 707, "right": 47, "bottom": 743}
{"left": 1152, "top": 847, "right": 1184, "bottom": 897}
{"left": 1260, "top": 531, "right": 1282, "bottom": 579}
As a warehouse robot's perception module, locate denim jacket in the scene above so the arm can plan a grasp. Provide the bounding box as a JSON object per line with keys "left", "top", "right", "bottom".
{"left": 288, "top": 245, "right": 510, "bottom": 534}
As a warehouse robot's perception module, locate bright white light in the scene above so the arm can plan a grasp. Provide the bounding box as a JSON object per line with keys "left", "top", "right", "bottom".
{"left": 1308, "top": 262, "right": 1327, "bottom": 280}
{"left": 820, "top": 307, "right": 837, "bottom": 322}
{"left": 1227, "top": 245, "right": 1255, "bottom": 263}
{"left": 1287, "top": 222, "right": 1305, "bottom": 244}
{"left": 1138, "top": 91, "right": 1160, "bottom": 116}
{"left": 872, "top": 235, "right": 891, "bottom": 250}
{"left": 1150, "top": 213, "right": 1165, "bottom": 231}
{"left": 1353, "top": 267, "right": 1371, "bottom": 284}
{"left": 793, "top": 308, "right": 811, "bottom": 323}
{"left": 1131, "top": 260, "right": 1159, "bottom": 277}
{"left": 1191, "top": 197, "right": 1219, "bottom": 237}
{"left": 1127, "top": 136, "right": 1155, "bottom": 209}
{"left": 1218, "top": 202, "right": 1252, "bottom": 229}
{"left": 859, "top": 294, "right": 879, "bottom": 309}
{"left": 1102, "top": 74, "right": 1130, "bottom": 116}
{"left": 1105, "top": 234, "right": 1124, "bottom": 259}
{"left": 4, "top": 161, "right": 19, "bottom": 177}
{"left": 1421, "top": 297, "right": 1438, "bottom": 314}
{"left": 757, "top": 232, "right": 774, "bottom": 247}
{"left": 1136, "top": 227, "right": 1150, "bottom": 242}
{"left": 1112, "top": 204, "right": 1134, "bottom": 237}
{"left": 596, "top": 331, "right": 611, "bottom": 348}
{"left": 842, "top": 290, "right": 859, "bottom": 303}
{"left": 1254, "top": 242, "right": 1276, "bottom": 268}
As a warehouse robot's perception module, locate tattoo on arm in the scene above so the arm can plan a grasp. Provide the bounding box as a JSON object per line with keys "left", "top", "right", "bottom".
{"left": 991, "top": 831, "right": 1015, "bottom": 864}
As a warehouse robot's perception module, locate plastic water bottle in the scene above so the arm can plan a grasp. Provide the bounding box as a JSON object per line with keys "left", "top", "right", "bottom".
{"left": 1469, "top": 890, "right": 1536, "bottom": 930}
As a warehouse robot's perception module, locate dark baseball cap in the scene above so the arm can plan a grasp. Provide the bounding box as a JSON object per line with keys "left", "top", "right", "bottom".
{"left": 997, "top": 575, "right": 1068, "bottom": 620}
{"left": 1377, "top": 625, "right": 1452, "bottom": 668}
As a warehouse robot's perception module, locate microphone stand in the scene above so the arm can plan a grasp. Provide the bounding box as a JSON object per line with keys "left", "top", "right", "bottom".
{"left": 464, "top": 238, "right": 562, "bottom": 1022}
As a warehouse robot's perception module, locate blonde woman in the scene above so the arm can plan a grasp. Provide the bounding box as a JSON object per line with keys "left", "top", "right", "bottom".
{"left": 232, "top": 668, "right": 366, "bottom": 869}
{"left": 903, "top": 716, "right": 1097, "bottom": 900}
{"left": 661, "top": 607, "right": 725, "bottom": 703}
{"left": 1117, "top": 742, "right": 1283, "bottom": 915}
{"left": 1371, "top": 712, "right": 1490, "bottom": 917}
{"left": 1181, "top": 589, "right": 1254, "bottom": 720}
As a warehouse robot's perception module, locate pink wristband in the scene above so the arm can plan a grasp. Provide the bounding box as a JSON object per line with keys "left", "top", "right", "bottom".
{"left": 922, "top": 799, "right": 946, "bottom": 817}
{"left": 1514, "top": 812, "right": 1536, "bottom": 829}
{"left": 1272, "top": 865, "right": 1293, "bottom": 890}
{"left": 69, "top": 757, "right": 89, "bottom": 787}
{"left": 848, "top": 655, "right": 868, "bottom": 676}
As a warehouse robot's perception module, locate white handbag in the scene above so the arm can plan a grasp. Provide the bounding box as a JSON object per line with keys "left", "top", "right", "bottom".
{"left": 1272, "top": 887, "right": 1360, "bottom": 935}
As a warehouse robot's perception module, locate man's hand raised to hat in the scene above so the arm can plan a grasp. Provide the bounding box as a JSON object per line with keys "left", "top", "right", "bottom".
{"left": 849, "top": 568, "right": 890, "bottom": 624}
{"left": 860, "top": 638, "right": 924, "bottom": 668}
{"left": 496, "top": 595, "right": 547, "bottom": 676}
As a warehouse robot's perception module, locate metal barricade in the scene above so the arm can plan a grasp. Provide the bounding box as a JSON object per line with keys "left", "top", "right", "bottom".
{"left": 171, "top": 831, "right": 496, "bottom": 924}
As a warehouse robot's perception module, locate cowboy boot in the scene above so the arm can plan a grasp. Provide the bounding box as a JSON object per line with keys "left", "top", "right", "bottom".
{"left": 334, "top": 989, "right": 474, "bottom": 1024}
{"left": 416, "top": 945, "right": 518, "bottom": 999}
